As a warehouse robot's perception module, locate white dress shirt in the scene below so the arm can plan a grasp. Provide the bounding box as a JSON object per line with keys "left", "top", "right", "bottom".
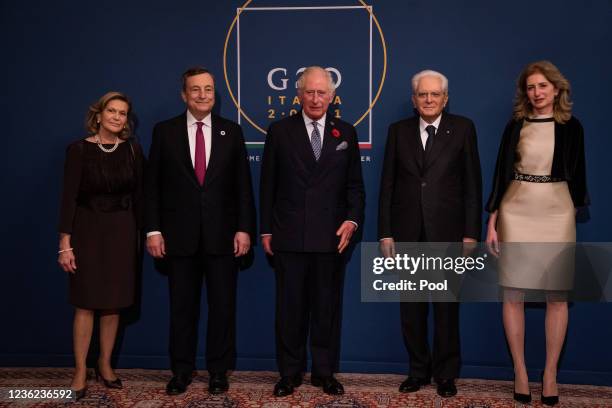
{"left": 303, "top": 111, "right": 326, "bottom": 144}
{"left": 186, "top": 110, "right": 212, "bottom": 167}
{"left": 419, "top": 114, "right": 442, "bottom": 149}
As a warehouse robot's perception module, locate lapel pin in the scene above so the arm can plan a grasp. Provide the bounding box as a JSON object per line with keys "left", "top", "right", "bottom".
{"left": 220, "top": 130, "right": 226, "bottom": 135}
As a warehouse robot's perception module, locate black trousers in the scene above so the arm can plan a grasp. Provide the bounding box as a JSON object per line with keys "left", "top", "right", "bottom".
{"left": 274, "top": 251, "right": 344, "bottom": 377}
{"left": 400, "top": 301, "right": 460, "bottom": 379}
{"left": 399, "top": 224, "right": 461, "bottom": 380}
{"left": 167, "top": 252, "right": 238, "bottom": 376}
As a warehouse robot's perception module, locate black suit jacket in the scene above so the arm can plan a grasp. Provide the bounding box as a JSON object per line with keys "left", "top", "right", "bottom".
{"left": 378, "top": 112, "right": 482, "bottom": 242}
{"left": 260, "top": 112, "right": 365, "bottom": 252}
{"left": 144, "top": 113, "right": 256, "bottom": 256}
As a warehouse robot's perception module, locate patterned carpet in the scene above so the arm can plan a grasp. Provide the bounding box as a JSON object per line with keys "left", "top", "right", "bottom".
{"left": 1, "top": 368, "right": 612, "bottom": 407}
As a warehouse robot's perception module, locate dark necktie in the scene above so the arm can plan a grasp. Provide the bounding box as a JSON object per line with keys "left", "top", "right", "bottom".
{"left": 194, "top": 121, "right": 206, "bottom": 185}
{"left": 425, "top": 125, "right": 436, "bottom": 155}
{"left": 311, "top": 121, "right": 322, "bottom": 161}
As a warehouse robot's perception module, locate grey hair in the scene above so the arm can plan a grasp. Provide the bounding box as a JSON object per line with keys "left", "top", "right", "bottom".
{"left": 411, "top": 70, "right": 449, "bottom": 94}
{"left": 296, "top": 66, "right": 335, "bottom": 94}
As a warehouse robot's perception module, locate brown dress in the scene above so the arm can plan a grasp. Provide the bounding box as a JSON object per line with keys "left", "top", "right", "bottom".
{"left": 497, "top": 117, "right": 575, "bottom": 290}
{"left": 58, "top": 139, "right": 143, "bottom": 309}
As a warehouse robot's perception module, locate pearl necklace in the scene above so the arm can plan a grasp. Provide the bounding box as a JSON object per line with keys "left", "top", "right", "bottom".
{"left": 96, "top": 134, "right": 119, "bottom": 153}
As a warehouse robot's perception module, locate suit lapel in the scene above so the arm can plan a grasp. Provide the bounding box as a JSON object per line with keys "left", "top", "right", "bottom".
{"left": 203, "top": 114, "right": 221, "bottom": 187}
{"left": 176, "top": 114, "right": 200, "bottom": 188}
{"left": 423, "top": 113, "right": 450, "bottom": 171}
{"left": 292, "top": 112, "right": 317, "bottom": 172}
{"left": 317, "top": 116, "right": 340, "bottom": 166}
{"left": 403, "top": 119, "right": 424, "bottom": 171}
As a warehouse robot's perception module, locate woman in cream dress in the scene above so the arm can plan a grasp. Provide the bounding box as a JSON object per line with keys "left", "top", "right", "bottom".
{"left": 486, "top": 61, "right": 588, "bottom": 405}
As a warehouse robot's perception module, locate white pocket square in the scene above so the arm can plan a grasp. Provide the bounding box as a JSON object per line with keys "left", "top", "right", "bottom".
{"left": 336, "top": 141, "right": 348, "bottom": 151}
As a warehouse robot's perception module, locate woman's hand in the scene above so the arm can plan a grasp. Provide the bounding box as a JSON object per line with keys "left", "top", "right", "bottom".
{"left": 58, "top": 249, "right": 77, "bottom": 273}
{"left": 485, "top": 211, "right": 500, "bottom": 257}
{"left": 58, "top": 233, "right": 77, "bottom": 273}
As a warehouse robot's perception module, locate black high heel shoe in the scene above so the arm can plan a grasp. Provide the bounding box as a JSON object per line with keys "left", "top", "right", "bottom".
{"left": 540, "top": 372, "right": 559, "bottom": 406}
{"left": 514, "top": 391, "right": 532, "bottom": 404}
{"left": 95, "top": 365, "right": 123, "bottom": 389}
{"left": 513, "top": 378, "right": 531, "bottom": 404}
{"left": 70, "top": 371, "right": 89, "bottom": 400}
{"left": 73, "top": 386, "right": 87, "bottom": 401}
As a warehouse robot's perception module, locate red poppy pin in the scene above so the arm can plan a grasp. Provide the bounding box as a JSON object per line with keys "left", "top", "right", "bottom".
{"left": 331, "top": 128, "right": 341, "bottom": 138}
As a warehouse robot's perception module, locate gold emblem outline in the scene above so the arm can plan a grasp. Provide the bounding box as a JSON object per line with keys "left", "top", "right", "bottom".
{"left": 222, "top": 0, "right": 388, "bottom": 134}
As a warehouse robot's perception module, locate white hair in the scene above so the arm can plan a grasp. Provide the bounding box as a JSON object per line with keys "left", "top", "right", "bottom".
{"left": 411, "top": 69, "right": 449, "bottom": 94}
{"left": 296, "top": 66, "right": 335, "bottom": 94}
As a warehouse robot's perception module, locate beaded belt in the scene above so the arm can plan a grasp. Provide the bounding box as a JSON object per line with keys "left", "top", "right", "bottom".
{"left": 513, "top": 172, "right": 563, "bottom": 183}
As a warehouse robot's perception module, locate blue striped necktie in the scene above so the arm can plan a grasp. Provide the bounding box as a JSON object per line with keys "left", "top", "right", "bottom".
{"left": 311, "top": 121, "right": 322, "bottom": 161}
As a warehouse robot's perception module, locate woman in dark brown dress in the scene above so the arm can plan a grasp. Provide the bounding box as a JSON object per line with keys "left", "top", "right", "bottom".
{"left": 57, "top": 91, "right": 143, "bottom": 398}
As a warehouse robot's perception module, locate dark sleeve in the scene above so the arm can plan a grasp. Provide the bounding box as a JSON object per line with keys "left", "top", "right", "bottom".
{"left": 234, "top": 125, "right": 257, "bottom": 238}
{"left": 345, "top": 125, "right": 365, "bottom": 227}
{"left": 58, "top": 142, "right": 83, "bottom": 234}
{"left": 131, "top": 140, "right": 146, "bottom": 229}
{"left": 144, "top": 124, "right": 162, "bottom": 232}
{"left": 259, "top": 124, "right": 278, "bottom": 235}
{"left": 568, "top": 118, "right": 590, "bottom": 207}
{"left": 485, "top": 120, "right": 515, "bottom": 212}
{"left": 377, "top": 124, "right": 397, "bottom": 240}
{"left": 462, "top": 120, "right": 483, "bottom": 240}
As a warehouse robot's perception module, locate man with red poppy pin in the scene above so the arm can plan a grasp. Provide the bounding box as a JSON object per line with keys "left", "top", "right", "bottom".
{"left": 260, "top": 66, "right": 365, "bottom": 397}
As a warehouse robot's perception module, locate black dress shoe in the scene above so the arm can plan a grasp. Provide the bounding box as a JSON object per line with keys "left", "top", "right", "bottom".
{"left": 311, "top": 376, "right": 344, "bottom": 395}
{"left": 436, "top": 378, "right": 457, "bottom": 397}
{"left": 541, "top": 394, "right": 559, "bottom": 406}
{"left": 273, "top": 375, "right": 302, "bottom": 397}
{"left": 399, "top": 376, "right": 430, "bottom": 393}
{"left": 166, "top": 374, "right": 192, "bottom": 395}
{"left": 209, "top": 372, "right": 229, "bottom": 395}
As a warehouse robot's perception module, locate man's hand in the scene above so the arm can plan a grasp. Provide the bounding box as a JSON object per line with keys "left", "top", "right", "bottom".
{"left": 261, "top": 235, "right": 273, "bottom": 256}
{"left": 336, "top": 221, "right": 357, "bottom": 254}
{"left": 380, "top": 238, "right": 396, "bottom": 259}
{"left": 146, "top": 234, "right": 166, "bottom": 258}
{"left": 234, "top": 231, "right": 251, "bottom": 257}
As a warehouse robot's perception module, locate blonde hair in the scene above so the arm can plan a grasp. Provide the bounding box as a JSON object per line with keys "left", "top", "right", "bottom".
{"left": 513, "top": 60, "right": 572, "bottom": 123}
{"left": 85, "top": 91, "right": 133, "bottom": 140}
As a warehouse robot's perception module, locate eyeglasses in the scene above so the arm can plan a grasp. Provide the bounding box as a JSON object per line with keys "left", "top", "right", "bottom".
{"left": 415, "top": 91, "right": 445, "bottom": 100}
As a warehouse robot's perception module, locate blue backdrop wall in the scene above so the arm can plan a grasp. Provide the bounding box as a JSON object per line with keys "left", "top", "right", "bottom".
{"left": 2, "top": 0, "right": 611, "bottom": 385}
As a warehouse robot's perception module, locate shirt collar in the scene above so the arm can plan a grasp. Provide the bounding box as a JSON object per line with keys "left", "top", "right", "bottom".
{"left": 302, "top": 110, "right": 326, "bottom": 129}
{"left": 186, "top": 110, "right": 212, "bottom": 127}
{"left": 419, "top": 114, "right": 442, "bottom": 133}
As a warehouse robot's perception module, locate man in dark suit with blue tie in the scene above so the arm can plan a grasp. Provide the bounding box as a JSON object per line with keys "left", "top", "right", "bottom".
{"left": 260, "top": 66, "right": 365, "bottom": 397}
{"left": 144, "top": 67, "right": 256, "bottom": 396}
{"left": 378, "top": 70, "right": 482, "bottom": 398}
